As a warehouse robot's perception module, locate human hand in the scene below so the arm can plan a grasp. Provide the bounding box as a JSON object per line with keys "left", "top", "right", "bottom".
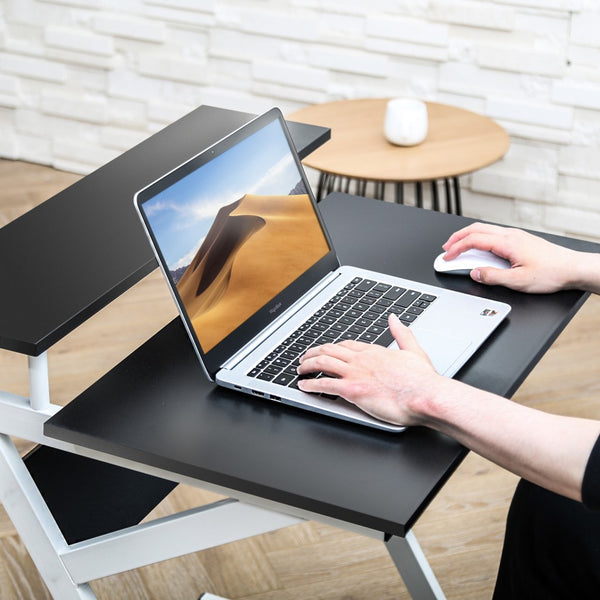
{"left": 296, "top": 314, "right": 444, "bottom": 426}
{"left": 442, "top": 223, "right": 579, "bottom": 294}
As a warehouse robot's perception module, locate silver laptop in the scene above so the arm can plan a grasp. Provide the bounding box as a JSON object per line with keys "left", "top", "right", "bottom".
{"left": 134, "top": 108, "right": 511, "bottom": 432}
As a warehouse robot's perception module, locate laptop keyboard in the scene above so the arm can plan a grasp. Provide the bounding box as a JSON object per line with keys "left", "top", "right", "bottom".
{"left": 247, "top": 276, "right": 436, "bottom": 393}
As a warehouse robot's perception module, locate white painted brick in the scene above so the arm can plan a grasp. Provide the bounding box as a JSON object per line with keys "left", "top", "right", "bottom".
{"left": 552, "top": 79, "right": 600, "bottom": 110}
{"left": 429, "top": 1, "right": 516, "bottom": 31}
{"left": 545, "top": 205, "right": 600, "bottom": 239}
{"left": 487, "top": 97, "right": 573, "bottom": 129}
{"left": 500, "top": 119, "right": 572, "bottom": 145}
{"left": 436, "top": 92, "right": 485, "bottom": 114}
{"left": 493, "top": 0, "right": 582, "bottom": 10}
{"left": 252, "top": 59, "right": 329, "bottom": 91}
{"left": 17, "top": 133, "right": 53, "bottom": 165}
{"left": 558, "top": 174, "right": 600, "bottom": 211}
{"left": 366, "top": 15, "right": 448, "bottom": 48}
{"left": 44, "top": 26, "right": 113, "bottom": 56}
{"left": 366, "top": 37, "right": 448, "bottom": 63}
{"left": 471, "top": 167, "right": 557, "bottom": 203}
{"left": 41, "top": 89, "right": 108, "bottom": 124}
{"left": 46, "top": 48, "right": 117, "bottom": 70}
{"left": 207, "top": 57, "right": 252, "bottom": 92}
{"left": 513, "top": 200, "right": 545, "bottom": 228}
{"left": 439, "top": 62, "right": 521, "bottom": 98}
{"left": 251, "top": 80, "right": 326, "bottom": 105}
{"left": 38, "top": 0, "right": 103, "bottom": 8}
{"left": 138, "top": 53, "right": 208, "bottom": 84}
{"left": 0, "top": 93, "right": 18, "bottom": 109}
{"left": 141, "top": 5, "right": 214, "bottom": 27}
{"left": 0, "top": 131, "right": 19, "bottom": 160}
{"left": 308, "top": 45, "right": 389, "bottom": 78}
{"left": 107, "top": 98, "right": 146, "bottom": 129}
{"left": 92, "top": 13, "right": 167, "bottom": 43}
{"left": 0, "top": 52, "right": 67, "bottom": 83}
{"left": 568, "top": 44, "right": 600, "bottom": 70}
{"left": 317, "top": 11, "right": 365, "bottom": 39}
{"left": 145, "top": 0, "right": 216, "bottom": 11}
{"left": 0, "top": 73, "right": 19, "bottom": 99}
{"left": 223, "top": 8, "right": 319, "bottom": 43}
{"left": 477, "top": 44, "right": 566, "bottom": 77}
{"left": 571, "top": 10, "right": 600, "bottom": 48}
{"left": 558, "top": 145, "right": 600, "bottom": 180}
{"left": 107, "top": 68, "right": 165, "bottom": 102}
{"left": 460, "top": 189, "right": 516, "bottom": 225}
{"left": 208, "top": 28, "right": 282, "bottom": 62}
{"left": 147, "top": 100, "right": 192, "bottom": 124}
{"left": 514, "top": 11, "right": 569, "bottom": 44}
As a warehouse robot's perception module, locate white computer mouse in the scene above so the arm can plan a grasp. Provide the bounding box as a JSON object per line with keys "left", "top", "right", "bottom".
{"left": 433, "top": 248, "right": 511, "bottom": 275}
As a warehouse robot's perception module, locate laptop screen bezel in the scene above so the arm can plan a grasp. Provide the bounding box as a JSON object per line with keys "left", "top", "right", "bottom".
{"left": 134, "top": 107, "right": 340, "bottom": 379}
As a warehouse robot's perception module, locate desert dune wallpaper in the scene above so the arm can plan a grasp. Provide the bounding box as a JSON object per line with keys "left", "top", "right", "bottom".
{"left": 142, "top": 119, "right": 330, "bottom": 352}
{"left": 176, "top": 192, "right": 329, "bottom": 350}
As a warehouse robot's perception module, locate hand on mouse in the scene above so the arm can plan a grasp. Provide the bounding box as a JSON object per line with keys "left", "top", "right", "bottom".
{"left": 442, "top": 223, "right": 593, "bottom": 294}
{"left": 297, "top": 314, "right": 445, "bottom": 427}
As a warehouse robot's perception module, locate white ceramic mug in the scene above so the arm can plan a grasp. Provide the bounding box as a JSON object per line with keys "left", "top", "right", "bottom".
{"left": 384, "top": 98, "right": 428, "bottom": 146}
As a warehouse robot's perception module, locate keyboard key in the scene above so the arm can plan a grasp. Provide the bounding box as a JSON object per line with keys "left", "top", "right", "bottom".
{"left": 274, "top": 373, "right": 296, "bottom": 386}
{"left": 257, "top": 372, "right": 274, "bottom": 381}
{"left": 394, "top": 290, "right": 420, "bottom": 308}
{"left": 399, "top": 313, "right": 417, "bottom": 323}
{"left": 373, "top": 328, "right": 394, "bottom": 347}
{"left": 355, "top": 279, "right": 377, "bottom": 292}
{"left": 420, "top": 294, "right": 437, "bottom": 303}
{"left": 383, "top": 286, "right": 406, "bottom": 300}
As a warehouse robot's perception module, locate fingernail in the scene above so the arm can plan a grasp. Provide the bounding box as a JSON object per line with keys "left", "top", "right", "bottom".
{"left": 472, "top": 268, "right": 482, "bottom": 281}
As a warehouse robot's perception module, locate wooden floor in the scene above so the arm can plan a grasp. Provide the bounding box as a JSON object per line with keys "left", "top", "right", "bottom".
{"left": 0, "top": 158, "right": 598, "bottom": 599}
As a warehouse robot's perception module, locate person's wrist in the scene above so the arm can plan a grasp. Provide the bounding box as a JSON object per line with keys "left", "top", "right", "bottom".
{"left": 406, "top": 372, "right": 456, "bottom": 428}
{"left": 565, "top": 250, "right": 600, "bottom": 293}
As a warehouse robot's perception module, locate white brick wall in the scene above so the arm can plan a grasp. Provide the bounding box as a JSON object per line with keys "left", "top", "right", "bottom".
{"left": 1, "top": 0, "right": 599, "bottom": 241}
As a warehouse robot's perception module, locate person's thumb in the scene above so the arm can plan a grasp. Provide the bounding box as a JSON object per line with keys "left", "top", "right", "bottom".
{"left": 389, "top": 314, "right": 422, "bottom": 353}
{"left": 471, "top": 266, "right": 513, "bottom": 287}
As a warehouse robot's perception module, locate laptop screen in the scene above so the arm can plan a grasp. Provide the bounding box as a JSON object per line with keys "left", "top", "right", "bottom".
{"left": 136, "top": 109, "right": 337, "bottom": 373}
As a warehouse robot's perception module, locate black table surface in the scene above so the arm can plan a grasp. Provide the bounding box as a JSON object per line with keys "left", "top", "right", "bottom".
{"left": 0, "top": 106, "right": 329, "bottom": 356}
{"left": 45, "top": 192, "right": 598, "bottom": 537}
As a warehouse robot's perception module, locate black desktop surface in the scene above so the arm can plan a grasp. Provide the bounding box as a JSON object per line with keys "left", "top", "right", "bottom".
{"left": 45, "top": 193, "right": 597, "bottom": 537}
{"left": 0, "top": 106, "right": 329, "bottom": 356}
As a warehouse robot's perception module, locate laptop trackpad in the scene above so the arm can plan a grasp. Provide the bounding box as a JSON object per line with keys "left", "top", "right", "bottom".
{"left": 388, "top": 328, "right": 473, "bottom": 377}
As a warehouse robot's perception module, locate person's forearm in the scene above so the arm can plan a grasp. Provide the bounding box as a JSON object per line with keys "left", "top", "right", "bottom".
{"left": 417, "top": 378, "right": 600, "bottom": 502}
{"left": 568, "top": 250, "right": 600, "bottom": 295}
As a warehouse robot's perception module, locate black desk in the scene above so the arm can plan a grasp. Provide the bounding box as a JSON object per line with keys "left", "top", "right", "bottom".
{"left": 44, "top": 193, "right": 597, "bottom": 598}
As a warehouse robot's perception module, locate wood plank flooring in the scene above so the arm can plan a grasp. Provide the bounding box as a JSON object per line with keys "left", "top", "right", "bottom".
{"left": 0, "top": 158, "right": 598, "bottom": 599}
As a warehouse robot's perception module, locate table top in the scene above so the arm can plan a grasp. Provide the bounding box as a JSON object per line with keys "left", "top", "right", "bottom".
{"left": 45, "top": 192, "right": 597, "bottom": 537}
{"left": 0, "top": 107, "right": 329, "bottom": 356}
{"left": 289, "top": 98, "right": 509, "bottom": 182}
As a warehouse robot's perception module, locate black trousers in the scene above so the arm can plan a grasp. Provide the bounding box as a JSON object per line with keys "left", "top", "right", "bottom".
{"left": 493, "top": 479, "right": 600, "bottom": 599}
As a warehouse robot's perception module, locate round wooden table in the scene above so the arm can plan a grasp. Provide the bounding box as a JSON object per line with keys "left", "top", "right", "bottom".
{"left": 289, "top": 98, "right": 509, "bottom": 214}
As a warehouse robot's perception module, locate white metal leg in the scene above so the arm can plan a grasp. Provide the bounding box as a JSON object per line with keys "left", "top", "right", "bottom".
{"left": 28, "top": 352, "right": 50, "bottom": 411}
{"left": 0, "top": 433, "right": 96, "bottom": 600}
{"left": 386, "top": 531, "right": 447, "bottom": 600}
{"left": 62, "top": 499, "right": 303, "bottom": 583}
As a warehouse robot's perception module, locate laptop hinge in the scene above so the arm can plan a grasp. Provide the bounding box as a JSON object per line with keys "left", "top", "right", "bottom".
{"left": 221, "top": 270, "right": 342, "bottom": 371}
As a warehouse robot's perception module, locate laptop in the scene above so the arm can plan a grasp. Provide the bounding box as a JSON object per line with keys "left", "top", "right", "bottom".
{"left": 134, "top": 107, "right": 511, "bottom": 433}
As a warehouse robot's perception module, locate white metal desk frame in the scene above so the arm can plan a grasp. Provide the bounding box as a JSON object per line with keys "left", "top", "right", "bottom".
{"left": 0, "top": 353, "right": 446, "bottom": 600}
